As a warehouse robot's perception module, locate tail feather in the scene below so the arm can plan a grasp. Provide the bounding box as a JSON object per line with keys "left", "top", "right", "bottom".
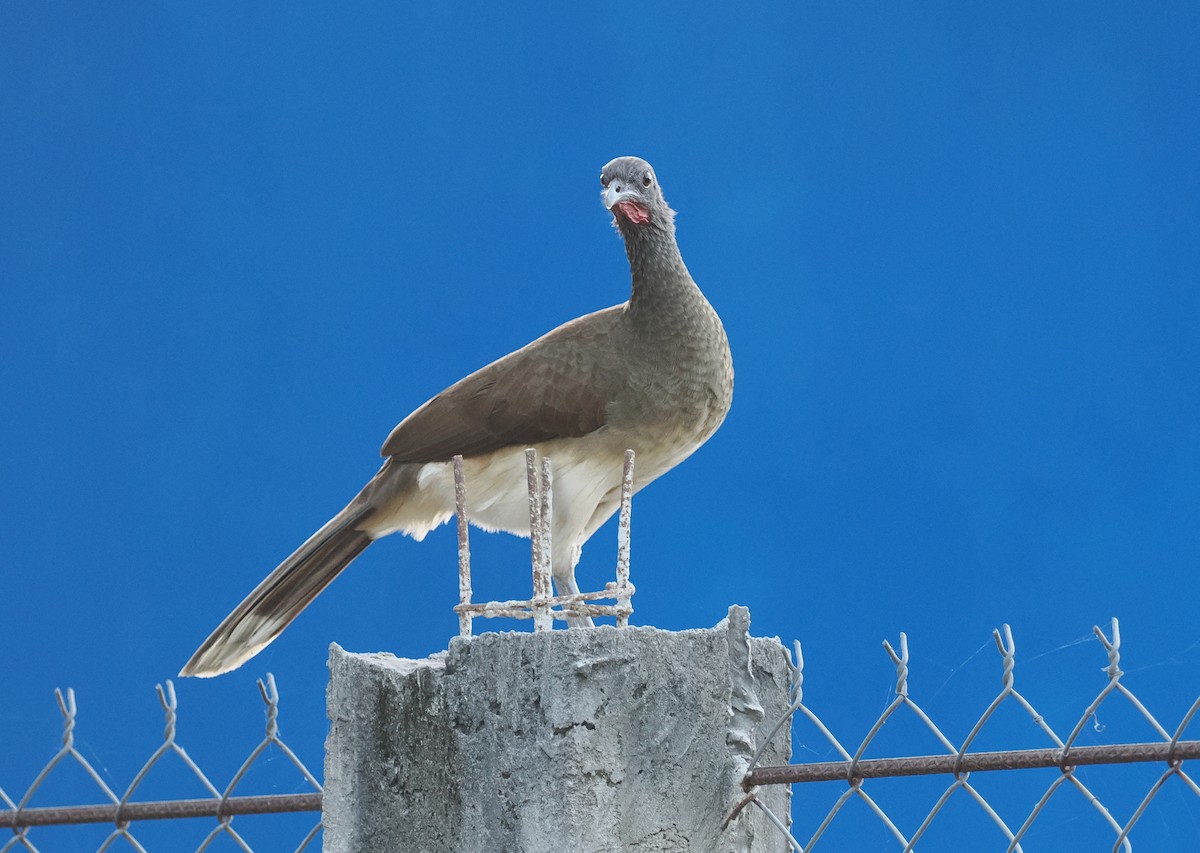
{"left": 180, "top": 505, "right": 374, "bottom": 678}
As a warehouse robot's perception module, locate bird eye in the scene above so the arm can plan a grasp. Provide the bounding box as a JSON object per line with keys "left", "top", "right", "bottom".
{"left": 641, "top": 172, "right": 653, "bottom": 188}
{"left": 600, "top": 173, "right": 610, "bottom": 188}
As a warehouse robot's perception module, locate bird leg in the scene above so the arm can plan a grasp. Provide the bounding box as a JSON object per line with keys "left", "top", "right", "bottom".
{"left": 552, "top": 571, "right": 595, "bottom": 628}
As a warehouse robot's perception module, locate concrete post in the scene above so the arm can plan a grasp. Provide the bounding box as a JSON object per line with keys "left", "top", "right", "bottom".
{"left": 324, "top": 607, "right": 791, "bottom": 852}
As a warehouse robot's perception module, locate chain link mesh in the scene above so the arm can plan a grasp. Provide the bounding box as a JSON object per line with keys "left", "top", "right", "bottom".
{"left": 1, "top": 674, "right": 321, "bottom": 852}
{"left": 734, "top": 618, "right": 1200, "bottom": 852}
{"left": 8, "top": 612, "right": 1197, "bottom": 850}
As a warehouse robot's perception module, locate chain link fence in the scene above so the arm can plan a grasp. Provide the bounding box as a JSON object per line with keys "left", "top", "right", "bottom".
{"left": 1, "top": 675, "right": 321, "bottom": 853}
{"left": 7, "top": 619, "right": 1200, "bottom": 850}
{"left": 9, "top": 452, "right": 1198, "bottom": 848}
{"left": 733, "top": 618, "right": 1200, "bottom": 852}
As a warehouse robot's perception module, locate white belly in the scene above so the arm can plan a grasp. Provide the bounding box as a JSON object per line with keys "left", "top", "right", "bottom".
{"left": 365, "top": 429, "right": 708, "bottom": 576}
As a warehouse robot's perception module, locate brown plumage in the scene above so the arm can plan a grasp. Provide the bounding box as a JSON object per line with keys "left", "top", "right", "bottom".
{"left": 181, "top": 156, "right": 732, "bottom": 677}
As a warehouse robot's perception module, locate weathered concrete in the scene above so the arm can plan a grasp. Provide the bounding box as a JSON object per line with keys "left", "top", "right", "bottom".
{"left": 324, "top": 607, "right": 791, "bottom": 852}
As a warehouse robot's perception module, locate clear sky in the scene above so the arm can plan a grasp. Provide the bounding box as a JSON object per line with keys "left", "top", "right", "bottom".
{"left": 3, "top": 3, "right": 1199, "bottom": 849}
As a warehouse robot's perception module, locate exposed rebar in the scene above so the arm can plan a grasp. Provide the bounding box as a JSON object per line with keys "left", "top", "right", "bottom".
{"left": 615, "top": 449, "right": 635, "bottom": 627}
{"left": 453, "top": 454, "right": 472, "bottom": 637}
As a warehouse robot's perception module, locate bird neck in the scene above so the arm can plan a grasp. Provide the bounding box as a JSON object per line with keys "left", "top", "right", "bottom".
{"left": 621, "top": 221, "right": 697, "bottom": 314}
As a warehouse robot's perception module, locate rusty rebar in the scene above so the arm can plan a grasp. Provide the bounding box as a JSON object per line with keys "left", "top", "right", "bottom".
{"left": 615, "top": 449, "right": 635, "bottom": 627}
{"left": 453, "top": 454, "right": 472, "bottom": 637}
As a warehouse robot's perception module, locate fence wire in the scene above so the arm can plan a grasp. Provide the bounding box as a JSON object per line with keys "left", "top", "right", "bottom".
{"left": 1, "top": 674, "right": 321, "bottom": 853}
{"left": 734, "top": 618, "right": 1200, "bottom": 852}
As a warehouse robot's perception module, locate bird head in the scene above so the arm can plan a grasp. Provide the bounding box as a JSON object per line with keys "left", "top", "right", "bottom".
{"left": 601, "top": 156, "right": 675, "bottom": 232}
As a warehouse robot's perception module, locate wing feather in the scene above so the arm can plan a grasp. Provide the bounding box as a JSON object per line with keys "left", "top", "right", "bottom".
{"left": 381, "top": 304, "right": 628, "bottom": 462}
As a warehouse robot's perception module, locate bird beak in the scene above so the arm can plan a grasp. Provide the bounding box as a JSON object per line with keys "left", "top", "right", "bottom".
{"left": 604, "top": 185, "right": 652, "bottom": 224}
{"left": 604, "top": 185, "right": 635, "bottom": 210}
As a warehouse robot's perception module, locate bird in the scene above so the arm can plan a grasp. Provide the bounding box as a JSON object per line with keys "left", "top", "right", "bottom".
{"left": 180, "top": 156, "right": 733, "bottom": 677}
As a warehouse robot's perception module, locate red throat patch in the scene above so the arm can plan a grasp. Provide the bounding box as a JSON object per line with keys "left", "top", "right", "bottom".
{"left": 614, "top": 200, "right": 651, "bottom": 225}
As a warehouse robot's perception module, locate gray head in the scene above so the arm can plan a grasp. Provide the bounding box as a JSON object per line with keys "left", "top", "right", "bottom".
{"left": 600, "top": 156, "right": 676, "bottom": 235}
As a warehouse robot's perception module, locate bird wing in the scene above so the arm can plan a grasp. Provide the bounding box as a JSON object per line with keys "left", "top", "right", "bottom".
{"left": 381, "top": 304, "right": 628, "bottom": 462}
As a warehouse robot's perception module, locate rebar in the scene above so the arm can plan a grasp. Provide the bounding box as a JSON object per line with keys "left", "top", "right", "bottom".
{"left": 453, "top": 450, "right": 638, "bottom": 632}
{"left": 615, "top": 449, "right": 635, "bottom": 627}
{"left": 453, "top": 454, "right": 472, "bottom": 637}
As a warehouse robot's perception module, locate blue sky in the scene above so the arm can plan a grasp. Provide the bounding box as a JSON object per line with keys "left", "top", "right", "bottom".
{"left": 3, "top": 3, "right": 1199, "bottom": 849}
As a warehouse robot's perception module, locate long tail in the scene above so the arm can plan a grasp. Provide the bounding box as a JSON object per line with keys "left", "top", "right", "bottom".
{"left": 180, "top": 503, "right": 375, "bottom": 678}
